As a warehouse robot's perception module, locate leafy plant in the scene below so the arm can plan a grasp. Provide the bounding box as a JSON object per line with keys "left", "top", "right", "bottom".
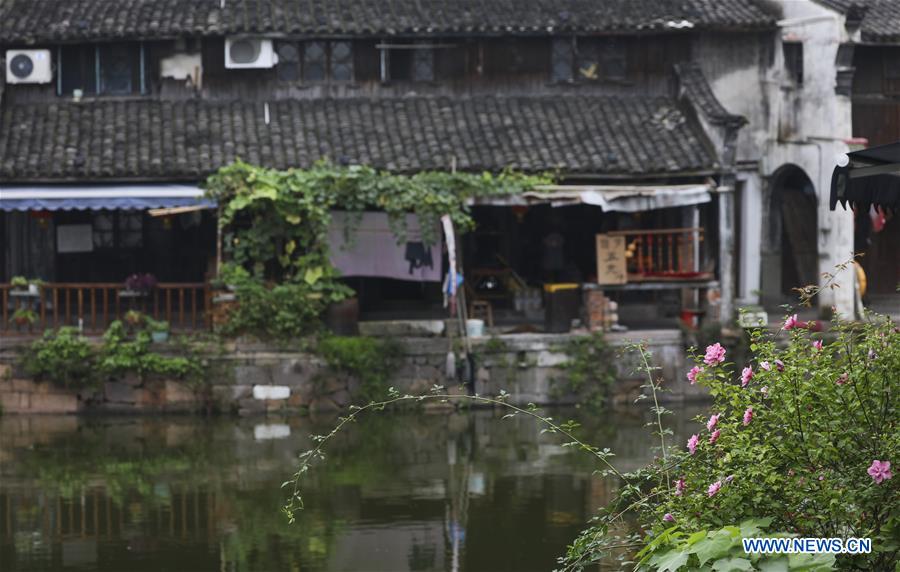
{"left": 124, "top": 310, "right": 145, "bottom": 327}
{"left": 98, "top": 321, "right": 202, "bottom": 382}
{"left": 634, "top": 519, "right": 835, "bottom": 571}
{"left": 558, "top": 330, "right": 617, "bottom": 409}
{"left": 146, "top": 318, "right": 169, "bottom": 333}
{"left": 205, "top": 161, "right": 548, "bottom": 339}
{"left": 10, "top": 275, "right": 28, "bottom": 288}
{"left": 315, "top": 336, "right": 402, "bottom": 404}
{"left": 11, "top": 308, "right": 37, "bottom": 326}
{"left": 21, "top": 327, "right": 96, "bottom": 389}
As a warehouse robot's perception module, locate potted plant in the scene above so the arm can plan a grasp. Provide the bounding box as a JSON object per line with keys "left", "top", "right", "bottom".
{"left": 125, "top": 310, "right": 145, "bottom": 328}
{"left": 122, "top": 273, "right": 158, "bottom": 296}
{"left": 11, "top": 308, "right": 37, "bottom": 328}
{"left": 147, "top": 318, "right": 170, "bottom": 343}
{"left": 11, "top": 276, "right": 45, "bottom": 294}
{"left": 212, "top": 263, "right": 250, "bottom": 302}
{"left": 26, "top": 278, "right": 45, "bottom": 295}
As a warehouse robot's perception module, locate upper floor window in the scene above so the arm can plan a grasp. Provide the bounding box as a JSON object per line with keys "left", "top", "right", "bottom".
{"left": 59, "top": 43, "right": 146, "bottom": 96}
{"left": 300, "top": 41, "right": 354, "bottom": 82}
{"left": 783, "top": 42, "right": 804, "bottom": 86}
{"left": 551, "top": 38, "right": 575, "bottom": 83}
{"left": 552, "top": 37, "right": 627, "bottom": 83}
{"left": 376, "top": 41, "right": 436, "bottom": 83}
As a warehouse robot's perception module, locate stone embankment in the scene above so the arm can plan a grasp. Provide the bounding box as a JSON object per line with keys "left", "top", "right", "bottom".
{"left": 0, "top": 326, "right": 702, "bottom": 415}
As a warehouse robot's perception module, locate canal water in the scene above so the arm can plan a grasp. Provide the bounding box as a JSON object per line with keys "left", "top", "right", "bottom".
{"left": 1, "top": 405, "right": 703, "bottom": 572}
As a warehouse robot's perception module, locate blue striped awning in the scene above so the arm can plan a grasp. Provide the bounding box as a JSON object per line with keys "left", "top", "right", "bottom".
{"left": 0, "top": 184, "right": 216, "bottom": 211}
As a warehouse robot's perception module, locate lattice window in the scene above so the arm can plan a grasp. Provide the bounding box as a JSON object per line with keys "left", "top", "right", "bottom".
{"left": 551, "top": 38, "right": 574, "bottom": 83}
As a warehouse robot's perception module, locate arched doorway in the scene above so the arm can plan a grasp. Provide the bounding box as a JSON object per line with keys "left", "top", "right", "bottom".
{"left": 760, "top": 165, "right": 819, "bottom": 309}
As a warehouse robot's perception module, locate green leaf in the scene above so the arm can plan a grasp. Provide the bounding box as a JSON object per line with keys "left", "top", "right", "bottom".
{"left": 757, "top": 557, "right": 789, "bottom": 572}
{"left": 711, "top": 557, "right": 753, "bottom": 572}
{"left": 648, "top": 549, "right": 689, "bottom": 572}
{"left": 692, "top": 532, "right": 736, "bottom": 566}
{"left": 304, "top": 266, "right": 324, "bottom": 285}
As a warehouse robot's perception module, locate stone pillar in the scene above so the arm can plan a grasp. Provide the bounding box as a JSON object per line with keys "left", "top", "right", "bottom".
{"left": 717, "top": 184, "right": 736, "bottom": 325}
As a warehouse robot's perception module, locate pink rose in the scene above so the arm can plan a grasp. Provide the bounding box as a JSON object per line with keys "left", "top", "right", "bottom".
{"left": 760, "top": 385, "right": 769, "bottom": 397}
{"left": 706, "top": 414, "right": 720, "bottom": 432}
{"left": 675, "top": 478, "right": 685, "bottom": 496}
{"left": 709, "top": 429, "right": 721, "bottom": 444}
{"left": 868, "top": 460, "right": 893, "bottom": 484}
{"left": 707, "top": 480, "right": 722, "bottom": 497}
{"left": 812, "top": 340, "right": 824, "bottom": 352}
{"left": 743, "top": 406, "right": 753, "bottom": 426}
{"left": 760, "top": 361, "right": 771, "bottom": 371}
{"left": 774, "top": 359, "right": 784, "bottom": 372}
{"left": 687, "top": 434, "right": 700, "bottom": 455}
{"left": 663, "top": 513, "right": 675, "bottom": 522}
{"left": 704, "top": 343, "right": 726, "bottom": 366}
{"left": 687, "top": 365, "right": 704, "bottom": 385}
{"left": 741, "top": 366, "right": 753, "bottom": 387}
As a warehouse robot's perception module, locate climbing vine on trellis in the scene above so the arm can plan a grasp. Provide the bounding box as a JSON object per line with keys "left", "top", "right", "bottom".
{"left": 204, "top": 161, "right": 550, "bottom": 338}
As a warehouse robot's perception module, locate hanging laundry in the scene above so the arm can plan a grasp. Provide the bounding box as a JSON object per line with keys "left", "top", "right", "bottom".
{"left": 328, "top": 211, "right": 441, "bottom": 282}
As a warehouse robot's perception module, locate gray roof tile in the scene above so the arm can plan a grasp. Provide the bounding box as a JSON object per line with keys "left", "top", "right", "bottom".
{"left": 0, "top": 95, "right": 719, "bottom": 181}
{"left": 0, "top": 0, "right": 777, "bottom": 43}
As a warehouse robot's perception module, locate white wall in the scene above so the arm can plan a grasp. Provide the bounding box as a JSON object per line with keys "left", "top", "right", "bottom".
{"left": 698, "top": 1, "right": 856, "bottom": 317}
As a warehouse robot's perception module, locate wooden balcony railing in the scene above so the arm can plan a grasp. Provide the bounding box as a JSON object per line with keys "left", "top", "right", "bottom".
{"left": 607, "top": 227, "right": 711, "bottom": 282}
{"left": 1, "top": 283, "right": 212, "bottom": 336}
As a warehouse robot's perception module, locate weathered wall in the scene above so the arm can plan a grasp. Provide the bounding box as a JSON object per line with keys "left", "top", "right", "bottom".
{"left": 0, "top": 330, "right": 701, "bottom": 415}
{"left": 697, "top": 2, "right": 855, "bottom": 317}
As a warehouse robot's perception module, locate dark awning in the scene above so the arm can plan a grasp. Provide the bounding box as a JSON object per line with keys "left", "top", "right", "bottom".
{"left": 831, "top": 141, "right": 900, "bottom": 211}
{"left": 0, "top": 184, "right": 215, "bottom": 211}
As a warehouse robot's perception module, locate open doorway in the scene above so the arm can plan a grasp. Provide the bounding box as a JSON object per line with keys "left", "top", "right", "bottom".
{"left": 761, "top": 165, "right": 818, "bottom": 310}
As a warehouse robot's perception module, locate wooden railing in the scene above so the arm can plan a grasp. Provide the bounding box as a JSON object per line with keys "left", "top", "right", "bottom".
{"left": 607, "top": 227, "right": 710, "bottom": 281}
{"left": 1, "top": 283, "right": 211, "bottom": 335}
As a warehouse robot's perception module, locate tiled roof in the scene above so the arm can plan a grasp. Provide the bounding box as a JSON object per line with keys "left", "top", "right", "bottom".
{"left": 812, "top": 0, "right": 900, "bottom": 42}
{"left": 0, "top": 95, "right": 719, "bottom": 181}
{"left": 675, "top": 63, "right": 747, "bottom": 127}
{"left": 0, "top": 0, "right": 778, "bottom": 43}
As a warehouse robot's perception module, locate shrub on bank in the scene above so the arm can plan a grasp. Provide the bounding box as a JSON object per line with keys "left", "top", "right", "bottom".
{"left": 566, "top": 313, "right": 899, "bottom": 571}
{"left": 20, "top": 321, "right": 206, "bottom": 389}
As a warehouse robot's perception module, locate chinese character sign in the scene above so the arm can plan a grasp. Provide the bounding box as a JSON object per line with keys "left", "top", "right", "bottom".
{"left": 596, "top": 234, "right": 627, "bottom": 285}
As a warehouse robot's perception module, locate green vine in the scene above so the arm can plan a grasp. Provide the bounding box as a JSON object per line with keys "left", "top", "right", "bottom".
{"left": 205, "top": 161, "right": 550, "bottom": 339}
{"left": 558, "top": 331, "right": 618, "bottom": 409}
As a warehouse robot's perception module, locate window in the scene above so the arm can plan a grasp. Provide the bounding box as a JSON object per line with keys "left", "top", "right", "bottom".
{"left": 412, "top": 46, "right": 435, "bottom": 82}
{"left": 59, "top": 43, "right": 145, "bottom": 96}
{"left": 92, "top": 212, "right": 143, "bottom": 250}
{"left": 783, "top": 42, "right": 804, "bottom": 86}
{"left": 600, "top": 38, "right": 627, "bottom": 81}
{"left": 551, "top": 38, "right": 574, "bottom": 83}
{"left": 301, "top": 41, "right": 353, "bottom": 82}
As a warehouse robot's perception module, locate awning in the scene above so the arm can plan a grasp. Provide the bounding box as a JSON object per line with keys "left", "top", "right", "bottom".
{"left": 467, "top": 183, "right": 713, "bottom": 212}
{"left": 0, "top": 184, "right": 216, "bottom": 211}
{"left": 831, "top": 141, "right": 900, "bottom": 211}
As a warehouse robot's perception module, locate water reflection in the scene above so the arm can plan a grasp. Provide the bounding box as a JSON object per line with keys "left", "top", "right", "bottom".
{"left": 1, "top": 405, "right": 703, "bottom": 571}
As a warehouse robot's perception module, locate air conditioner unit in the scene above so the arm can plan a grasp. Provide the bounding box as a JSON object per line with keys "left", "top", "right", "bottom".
{"left": 225, "top": 38, "right": 278, "bottom": 69}
{"left": 6, "top": 49, "right": 52, "bottom": 84}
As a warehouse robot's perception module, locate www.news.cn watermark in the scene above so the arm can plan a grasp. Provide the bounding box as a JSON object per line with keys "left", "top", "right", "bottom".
{"left": 743, "top": 537, "right": 872, "bottom": 555}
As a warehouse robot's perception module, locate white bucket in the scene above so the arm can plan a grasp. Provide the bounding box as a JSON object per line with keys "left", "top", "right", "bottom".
{"left": 466, "top": 319, "right": 485, "bottom": 338}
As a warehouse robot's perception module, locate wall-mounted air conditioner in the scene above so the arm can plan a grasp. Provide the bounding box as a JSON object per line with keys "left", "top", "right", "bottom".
{"left": 5, "top": 49, "right": 52, "bottom": 84}
{"left": 225, "top": 38, "right": 278, "bottom": 69}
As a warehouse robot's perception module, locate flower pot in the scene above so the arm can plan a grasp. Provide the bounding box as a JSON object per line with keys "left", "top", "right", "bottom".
{"left": 151, "top": 331, "right": 170, "bottom": 343}
{"left": 28, "top": 284, "right": 39, "bottom": 295}
{"left": 325, "top": 298, "right": 359, "bottom": 336}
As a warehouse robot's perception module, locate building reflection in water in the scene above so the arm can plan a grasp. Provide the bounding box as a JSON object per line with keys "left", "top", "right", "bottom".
{"left": 0, "top": 405, "right": 703, "bottom": 571}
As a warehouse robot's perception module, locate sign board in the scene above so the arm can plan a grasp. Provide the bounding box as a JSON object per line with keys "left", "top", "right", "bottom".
{"left": 56, "top": 224, "right": 94, "bottom": 253}
{"left": 596, "top": 234, "right": 627, "bottom": 285}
